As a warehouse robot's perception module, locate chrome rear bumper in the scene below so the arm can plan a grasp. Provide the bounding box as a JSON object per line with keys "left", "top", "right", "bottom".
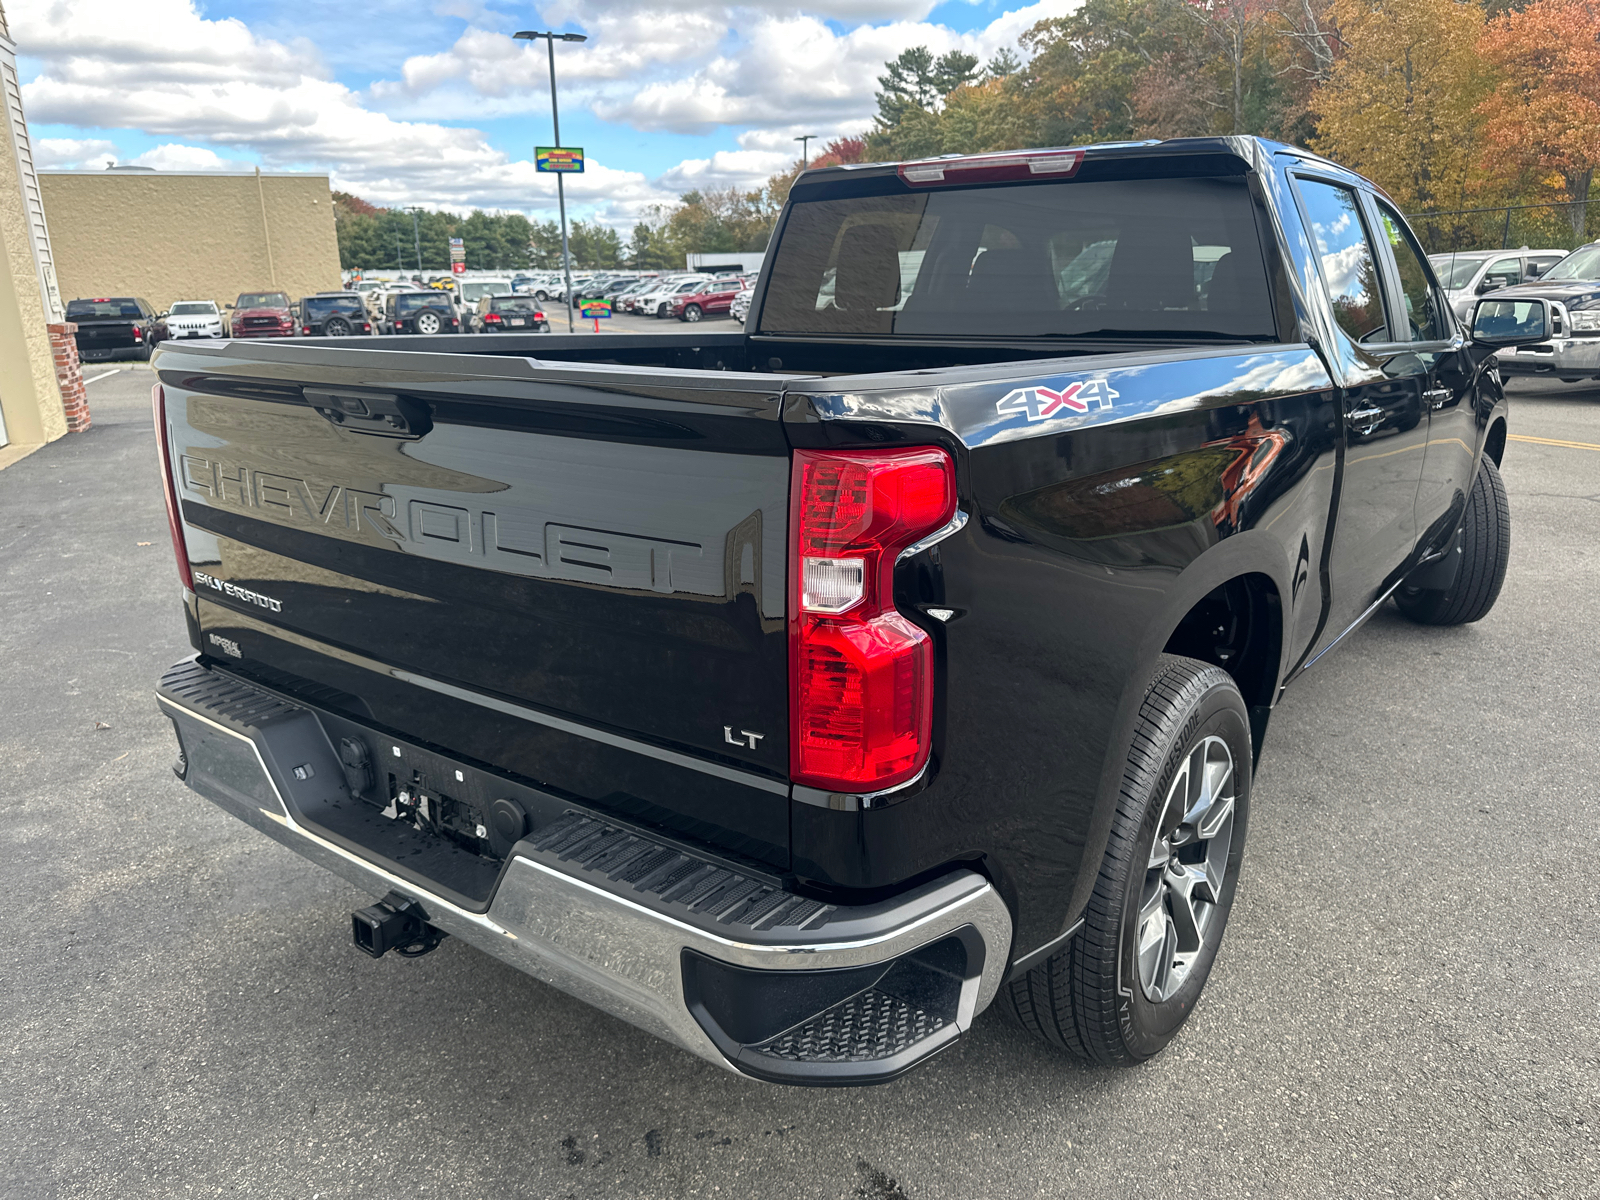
{"left": 156, "top": 660, "right": 1012, "bottom": 1085}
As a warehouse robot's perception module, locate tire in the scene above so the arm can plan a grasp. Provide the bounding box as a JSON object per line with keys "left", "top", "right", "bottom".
{"left": 136, "top": 341, "right": 152, "bottom": 362}
{"left": 1002, "top": 655, "right": 1251, "bottom": 1065}
{"left": 414, "top": 310, "right": 443, "bottom": 335}
{"left": 324, "top": 317, "right": 351, "bottom": 337}
{"left": 681, "top": 304, "right": 702, "bottom": 323}
{"left": 1394, "top": 457, "right": 1510, "bottom": 626}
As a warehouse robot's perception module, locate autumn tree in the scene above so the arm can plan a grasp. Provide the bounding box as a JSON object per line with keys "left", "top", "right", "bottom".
{"left": 1477, "top": 0, "right": 1600, "bottom": 239}
{"left": 1311, "top": 0, "right": 1488, "bottom": 215}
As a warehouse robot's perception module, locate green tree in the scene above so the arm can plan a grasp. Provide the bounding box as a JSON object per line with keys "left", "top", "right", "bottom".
{"left": 1312, "top": 0, "right": 1489, "bottom": 215}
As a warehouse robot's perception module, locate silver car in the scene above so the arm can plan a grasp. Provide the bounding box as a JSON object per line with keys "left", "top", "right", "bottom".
{"left": 1429, "top": 248, "right": 1567, "bottom": 322}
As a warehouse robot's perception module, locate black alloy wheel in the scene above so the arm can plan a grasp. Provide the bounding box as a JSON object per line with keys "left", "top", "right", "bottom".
{"left": 324, "top": 317, "right": 351, "bottom": 337}
{"left": 1003, "top": 655, "right": 1251, "bottom": 1064}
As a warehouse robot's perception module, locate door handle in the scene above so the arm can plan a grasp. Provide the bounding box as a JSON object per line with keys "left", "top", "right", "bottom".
{"left": 1423, "top": 387, "right": 1451, "bottom": 410}
{"left": 1347, "top": 405, "right": 1385, "bottom": 436}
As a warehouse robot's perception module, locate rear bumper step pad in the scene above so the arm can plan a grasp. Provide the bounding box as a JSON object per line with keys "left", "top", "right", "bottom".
{"left": 155, "top": 656, "right": 1013, "bottom": 1084}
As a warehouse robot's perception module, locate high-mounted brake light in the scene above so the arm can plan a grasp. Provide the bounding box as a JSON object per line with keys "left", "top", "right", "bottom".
{"left": 789, "top": 447, "right": 955, "bottom": 793}
{"left": 151, "top": 384, "right": 193, "bottom": 591}
{"left": 898, "top": 149, "right": 1084, "bottom": 186}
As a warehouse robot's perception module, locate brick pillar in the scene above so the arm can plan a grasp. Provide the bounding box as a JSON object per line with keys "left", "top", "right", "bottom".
{"left": 47, "top": 322, "right": 91, "bottom": 433}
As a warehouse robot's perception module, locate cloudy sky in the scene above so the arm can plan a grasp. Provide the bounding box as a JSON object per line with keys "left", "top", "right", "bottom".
{"left": 8, "top": 0, "right": 1069, "bottom": 226}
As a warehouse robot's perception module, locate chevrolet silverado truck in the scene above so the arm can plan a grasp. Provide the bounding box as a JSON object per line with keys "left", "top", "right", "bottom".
{"left": 151, "top": 138, "right": 1551, "bottom": 1086}
{"left": 1477, "top": 239, "right": 1600, "bottom": 384}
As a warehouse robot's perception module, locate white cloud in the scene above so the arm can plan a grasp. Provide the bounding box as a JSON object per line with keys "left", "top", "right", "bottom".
{"left": 127, "top": 143, "right": 253, "bottom": 171}
{"left": 6, "top": 0, "right": 1073, "bottom": 223}
{"left": 596, "top": 3, "right": 1064, "bottom": 134}
{"left": 32, "top": 137, "right": 119, "bottom": 169}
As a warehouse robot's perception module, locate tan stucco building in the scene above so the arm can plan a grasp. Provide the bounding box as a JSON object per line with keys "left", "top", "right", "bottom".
{"left": 1, "top": 0, "right": 80, "bottom": 460}
{"left": 40, "top": 168, "right": 342, "bottom": 314}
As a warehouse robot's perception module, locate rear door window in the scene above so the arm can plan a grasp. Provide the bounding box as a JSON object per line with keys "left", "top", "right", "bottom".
{"left": 1376, "top": 202, "right": 1446, "bottom": 342}
{"left": 1296, "top": 178, "right": 1389, "bottom": 343}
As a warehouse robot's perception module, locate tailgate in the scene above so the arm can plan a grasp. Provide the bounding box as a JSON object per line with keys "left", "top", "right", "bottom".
{"left": 156, "top": 342, "right": 792, "bottom": 865}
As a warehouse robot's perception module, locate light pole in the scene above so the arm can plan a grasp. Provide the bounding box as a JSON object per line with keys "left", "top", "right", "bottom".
{"left": 794, "top": 134, "right": 820, "bottom": 168}
{"left": 410, "top": 207, "right": 423, "bottom": 272}
{"left": 515, "top": 29, "right": 587, "bottom": 332}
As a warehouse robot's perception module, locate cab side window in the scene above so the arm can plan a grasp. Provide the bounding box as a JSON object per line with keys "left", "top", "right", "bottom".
{"left": 1376, "top": 202, "right": 1446, "bottom": 342}
{"left": 1297, "top": 178, "right": 1388, "bottom": 343}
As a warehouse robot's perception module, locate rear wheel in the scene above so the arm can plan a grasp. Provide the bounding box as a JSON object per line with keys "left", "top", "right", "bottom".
{"left": 324, "top": 317, "right": 351, "bottom": 337}
{"left": 1002, "top": 655, "right": 1251, "bottom": 1064}
{"left": 1395, "top": 458, "right": 1510, "bottom": 626}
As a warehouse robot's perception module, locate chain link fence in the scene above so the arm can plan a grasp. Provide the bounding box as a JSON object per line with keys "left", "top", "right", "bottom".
{"left": 1403, "top": 199, "right": 1598, "bottom": 256}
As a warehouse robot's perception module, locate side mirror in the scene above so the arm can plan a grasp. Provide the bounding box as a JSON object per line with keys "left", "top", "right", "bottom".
{"left": 225, "top": 303, "right": 235, "bottom": 310}
{"left": 1471, "top": 297, "right": 1553, "bottom": 347}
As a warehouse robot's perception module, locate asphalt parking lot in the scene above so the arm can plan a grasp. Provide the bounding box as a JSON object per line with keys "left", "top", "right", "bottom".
{"left": 3, "top": 366, "right": 1597, "bottom": 1200}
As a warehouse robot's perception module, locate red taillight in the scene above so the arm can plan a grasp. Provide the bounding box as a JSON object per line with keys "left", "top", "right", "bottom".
{"left": 302, "top": 326, "right": 311, "bottom": 334}
{"left": 484, "top": 313, "right": 502, "bottom": 322}
{"left": 151, "top": 384, "right": 193, "bottom": 590}
{"left": 789, "top": 447, "right": 955, "bottom": 793}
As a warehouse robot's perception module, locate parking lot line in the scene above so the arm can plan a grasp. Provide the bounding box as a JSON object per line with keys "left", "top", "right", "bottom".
{"left": 82, "top": 368, "right": 121, "bottom": 385}
{"left": 1509, "top": 433, "right": 1600, "bottom": 453}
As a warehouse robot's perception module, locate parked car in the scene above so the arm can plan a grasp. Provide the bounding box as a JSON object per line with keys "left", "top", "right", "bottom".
{"left": 228, "top": 291, "right": 295, "bottom": 339}
{"left": 470, "top": 294, "right": 549, "bottom": 333}
{"left": 670, "top": 277, "right": 746, "bottom": 321}
{"left": 1428, "top": 248, "right": 1568, "bottom": 322}
{"left": 454, "top": 279, "right": 515, "bottom": 313}
{"left": 620, "top": 278, "right": 683, "bottom": 313}
{"left": 730, "top": 285, "right": 753, "bottom": 324}
{"left": 163, "top": 300, "right": 225, "bottom": 341}
{"left": 152, "top": 137, "right": 1539, "bottom": 1087}
{"left": 382, "top": 290, "right": 461, "bottom": 335}
{"left": 638, "top": 277, "right": 705, "bottom": 317}
{"left": 299, "top": 292, "right": 373, "bottom": 337}
{"left": 66, "top": 296, "right": 166, "bottom": 361}
{"left": 1476, "top": 240, "right": 1600, "bottom": 384}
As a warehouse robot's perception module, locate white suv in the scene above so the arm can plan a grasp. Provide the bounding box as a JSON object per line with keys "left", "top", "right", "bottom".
{"left": 638, "top": 278, "right": 705, "bottom": 317}
{"left": 164, "top": 300, "right": 224, "bottom": 339}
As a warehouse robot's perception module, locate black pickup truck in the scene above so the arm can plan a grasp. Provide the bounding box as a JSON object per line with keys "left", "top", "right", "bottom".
{"left": 151, "top": 137, "right": 1552, "bottom": 1086}
{"left": 67, "top": 296, "right": 166, "bottom": 361}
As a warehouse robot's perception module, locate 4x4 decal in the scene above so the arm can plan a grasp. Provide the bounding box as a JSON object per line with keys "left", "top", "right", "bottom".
{"left": 996, "top": 379, "right": 1119, "bottom": 422}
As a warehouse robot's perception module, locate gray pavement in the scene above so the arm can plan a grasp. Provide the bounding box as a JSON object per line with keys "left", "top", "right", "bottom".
{"left": 3, "top": 367, "right": 1598, "bottom": 1199}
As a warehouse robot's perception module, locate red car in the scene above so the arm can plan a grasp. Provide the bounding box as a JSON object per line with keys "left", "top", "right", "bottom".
{"left": 229, "top": 290, "right": 295, "bottom": 338}
{"left": 670, "top": 278, "right": 747, "bottom": 322}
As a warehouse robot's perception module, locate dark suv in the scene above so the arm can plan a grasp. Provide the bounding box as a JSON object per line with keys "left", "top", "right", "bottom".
{"left": 382, "top": 291, "right": 461, "bottom": 336}
{"left": 299, "top": 292, "right": 372, "bottom": 337}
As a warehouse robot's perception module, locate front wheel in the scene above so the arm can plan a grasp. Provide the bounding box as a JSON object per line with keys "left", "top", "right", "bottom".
{"left": 681, "top": 304, "right": 702, "bottom": 323}
{"left": 1395, "top": 457, "right": 1510, "bottom": 626}
{"left": 1002, "top": 655, "right": 1251, "bottom": 1065}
